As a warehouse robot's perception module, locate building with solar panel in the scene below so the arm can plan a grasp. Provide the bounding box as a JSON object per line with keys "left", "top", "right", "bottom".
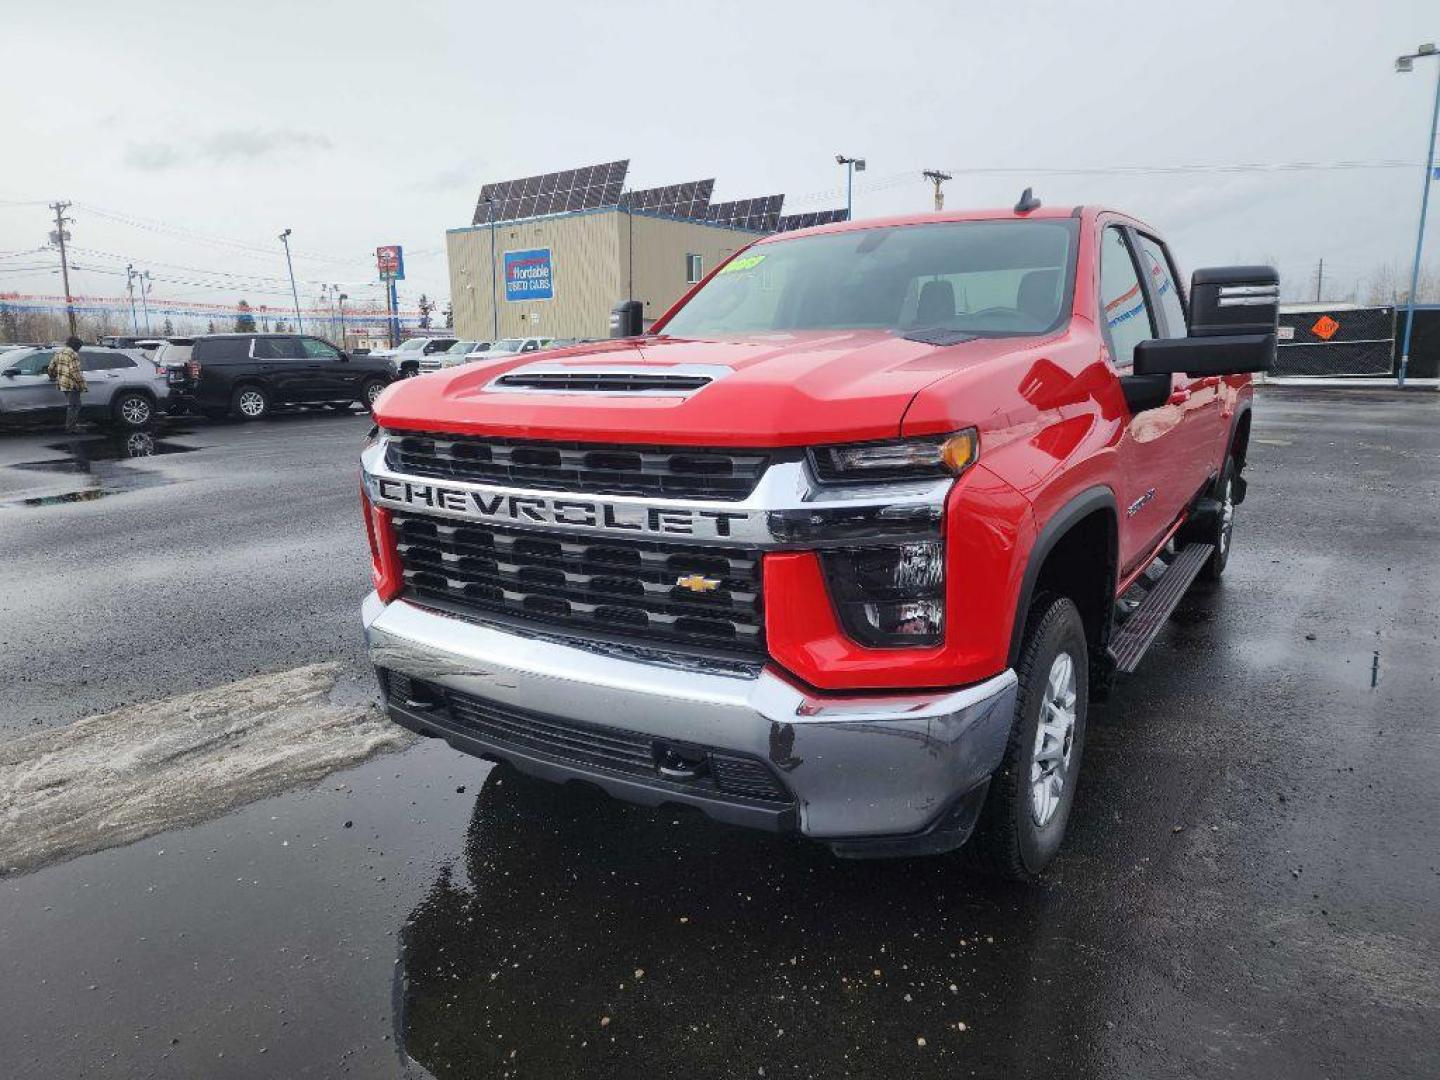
{"left": 445, "top": 160, "right": 847, "bottom": 340}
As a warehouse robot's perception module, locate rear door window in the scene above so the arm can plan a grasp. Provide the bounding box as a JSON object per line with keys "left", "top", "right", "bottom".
{"left": 252, "top": 337, "right": 304, "bottom": 360}
{"left": 80, "top": 351, "right": 136, "bottom": 371}
{"left": 1099, "top": 226, "right": 1157, "bottom": 368}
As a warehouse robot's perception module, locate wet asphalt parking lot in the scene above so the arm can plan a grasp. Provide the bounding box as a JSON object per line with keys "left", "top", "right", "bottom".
{"left": 0, "top": 389, "right": 1437, "bottom": 1079}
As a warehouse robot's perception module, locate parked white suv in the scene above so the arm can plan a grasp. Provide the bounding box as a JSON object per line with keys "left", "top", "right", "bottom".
{"left": 463, "top": 336, "right": 553, "bottom": 362}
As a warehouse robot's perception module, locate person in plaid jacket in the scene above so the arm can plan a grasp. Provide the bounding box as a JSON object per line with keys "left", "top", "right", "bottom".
{"left": 47, "top": 336, "right": 87, "bottom": 432}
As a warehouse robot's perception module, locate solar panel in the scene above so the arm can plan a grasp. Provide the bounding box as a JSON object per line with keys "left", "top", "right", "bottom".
{"left": 706, "top": 194, "right": 785, "bottom": 232}
{"left": 624, "top": 178, "right": 715, "bottom": 219}
{"left": 474, "top": 160, "right": 631, "bottom": 223}
{"left": 776, "top": 207, "right": 850, "bottom": 232}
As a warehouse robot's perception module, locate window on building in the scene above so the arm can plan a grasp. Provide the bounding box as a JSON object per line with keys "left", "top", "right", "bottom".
{"left": 686, "top": 254, "right": 703, "bottom": 284}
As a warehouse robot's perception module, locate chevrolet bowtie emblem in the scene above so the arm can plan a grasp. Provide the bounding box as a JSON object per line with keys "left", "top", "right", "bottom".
{"left": 675, "top": 573, "right": 722, "bottom": 594}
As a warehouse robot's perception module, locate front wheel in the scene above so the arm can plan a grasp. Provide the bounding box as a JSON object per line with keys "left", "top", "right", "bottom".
{"left": 970, "top": 594, "right": 1089, "bottom": 881}
{"left": 111, "top": 391, "right": 155, "bottom": 430}
{"left": 231, "top": 384, "right": 270, "bottom": 421}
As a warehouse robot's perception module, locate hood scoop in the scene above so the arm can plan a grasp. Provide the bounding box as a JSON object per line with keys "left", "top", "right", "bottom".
{"left": 488, "top": 361, "right": 730, "bottom": 396}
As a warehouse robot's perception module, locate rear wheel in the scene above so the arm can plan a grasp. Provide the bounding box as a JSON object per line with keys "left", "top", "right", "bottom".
{"left": 231, "top": 384, "right": 270, "bottom": 421}
{"left": 359, "top": 379, "right": 388, "bottom": 412}
{"left": 970, "top": 594, "right": 1089, "bottom": 881}
{"left": 1198, "top": 456, "right": 1235, "bottom": 581}
{"left": 111, "top": 391, "right": 155, "bottom": 430}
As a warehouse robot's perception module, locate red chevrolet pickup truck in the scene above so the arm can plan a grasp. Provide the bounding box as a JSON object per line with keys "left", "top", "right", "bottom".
{"left": 361, "top": 197, "right": 1276, "bottom": 879}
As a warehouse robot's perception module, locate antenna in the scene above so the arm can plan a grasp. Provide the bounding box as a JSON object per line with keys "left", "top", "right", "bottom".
{"left": 1014, "top": 187, "right": 1042, "bottom": 214}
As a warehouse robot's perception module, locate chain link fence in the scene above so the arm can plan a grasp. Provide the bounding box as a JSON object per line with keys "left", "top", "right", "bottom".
{"left": 1275, "top": 306, "right": 1395, "bottom": 377}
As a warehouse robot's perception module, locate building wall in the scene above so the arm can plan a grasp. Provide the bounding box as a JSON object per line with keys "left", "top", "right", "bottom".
{"left": 446, "top": 209, "right": 763, "bottom": 341}
{"left": 620, "top": 213, "right": 760, "bottom": 329}
{"left": 447, "top": 211, "right": 622, "bottom": 342}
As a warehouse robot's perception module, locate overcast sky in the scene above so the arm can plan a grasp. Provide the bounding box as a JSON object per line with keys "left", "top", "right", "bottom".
{"left": 2, "top": 0, "right": 1437, "bottom": 320}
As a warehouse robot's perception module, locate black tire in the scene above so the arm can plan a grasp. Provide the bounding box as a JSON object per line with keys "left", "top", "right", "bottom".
{"left": 231, "top": 384, "right": 270, "bottom": 421}
{"left": 359, "top": 379, "right": 388, "bottom": 413}
{"left": 110, "top": 391, "right": 155, "bottom": 430}
{"left": 970, "top": 594, "right": 1089, "bottom": 881}
{"left": 1198, "top": 456, "right": 1235, "bottom": 581}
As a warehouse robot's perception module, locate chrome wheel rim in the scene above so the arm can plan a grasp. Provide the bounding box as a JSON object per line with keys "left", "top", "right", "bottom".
{"left": 1218, "top": 475, "right": 1234, "bottom": 556}
{"left": 120, "top": 397, "right": 151, "bottom": 425}
{"left": 1030, "top": 652, "right": 1077, "bottom": 828}
{"left": 366, "top": 382, "right": 384, "bottom": 404}
{"left": 238, "top": 390, "right": 265, "bottom": 417}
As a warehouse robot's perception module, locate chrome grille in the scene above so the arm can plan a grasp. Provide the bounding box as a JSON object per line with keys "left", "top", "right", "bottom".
{"left": 418, "top": 357, "right": 445, "bottom": 373}
{"left": 392, "top": 511, "right": 765, "bottom": 656}
{"left": 385, "top": 434, "right": 768, "bottom": 500}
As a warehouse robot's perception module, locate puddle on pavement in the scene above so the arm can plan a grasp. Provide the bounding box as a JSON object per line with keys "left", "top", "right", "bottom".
{"left": 4, "top": 430, "right": 201, "bottom": 508}
{"left": 12, "top": 431, "right": 197, "bottom": 473}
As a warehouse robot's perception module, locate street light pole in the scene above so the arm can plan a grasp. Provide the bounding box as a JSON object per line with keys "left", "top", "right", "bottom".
{"left": 125, "top": 263, "right": 140, "bottom": 334}
{"left": 338, "top": 292, "right": 348, "bottom": 348}
{"left": 485, "top": 195, "right": 499, "bottom": 341}
{"left": 139, "top": 271, "right": 153, "bottom": 335}
{"left": 1396, "top": 43, "right": 1440, "bottom": 386}
{"left": 279, "top": 228, "right": 304, "bottom": 332}
{"left": 836, "top": 154, "right": 866, "bottom": 220}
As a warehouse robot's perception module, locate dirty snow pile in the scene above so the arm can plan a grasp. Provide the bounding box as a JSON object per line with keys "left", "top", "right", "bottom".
{"left": 0, "top": 662, "right": 411, "bottom": 874}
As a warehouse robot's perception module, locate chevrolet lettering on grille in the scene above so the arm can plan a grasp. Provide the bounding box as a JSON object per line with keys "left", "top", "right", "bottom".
{"left": 373, "top": 477, "right": 751, "bottom": 539}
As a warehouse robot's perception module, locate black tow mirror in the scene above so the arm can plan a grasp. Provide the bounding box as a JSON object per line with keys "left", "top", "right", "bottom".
{"left": 1125, "top": 266, "right": 1278, "bottom": 403}
{"left": 2, "top": 370, "right": 16, "bottom": 378}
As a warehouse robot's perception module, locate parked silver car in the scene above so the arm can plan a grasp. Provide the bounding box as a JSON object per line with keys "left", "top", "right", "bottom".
{"left": 0, "top": 346, "right": 168, "bottom": 429}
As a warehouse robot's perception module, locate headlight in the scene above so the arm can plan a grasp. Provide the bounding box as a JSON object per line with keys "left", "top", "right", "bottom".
{"left": 820, "top": 541, "right": 945, "bottom": 647}
{"left": 808, "top": 430, "right": 978, "bottom": 485}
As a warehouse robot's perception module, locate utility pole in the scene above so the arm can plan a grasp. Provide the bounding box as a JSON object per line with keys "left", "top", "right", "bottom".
{"left": 1315, "top": 258, "right": 1324, "bottom": 302}
{"left": 923, "top": 170, "right": 953, "bottom": 212}
{"left": 338, "top": 293, "right": 348, "bottom": 348}
{"left": 125, "top": 263, "right": 140, "bottom": 334}
{"left": 49, "top": 201, "right": 76, "bottom": 336}
{"left": 278, "top": 228, "right": 304, "bottom": 332}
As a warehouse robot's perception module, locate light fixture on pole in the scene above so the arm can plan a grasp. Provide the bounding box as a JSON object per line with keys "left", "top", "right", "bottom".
{"left": 836, "top": 154, "right": 866, "bottom": 220}
{"left": 1395, "top": 42, "right": 1440, "bottom": 386}
{"left": 279, "top": 228, "right": 304, "bottom": 332}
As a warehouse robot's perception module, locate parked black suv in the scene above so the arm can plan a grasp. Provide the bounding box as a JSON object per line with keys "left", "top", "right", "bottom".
{"left": 178, "top": 334, "right": 394, "bottom": 420}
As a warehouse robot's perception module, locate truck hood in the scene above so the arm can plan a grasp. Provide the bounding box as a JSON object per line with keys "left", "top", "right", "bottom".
{"left": 374, "top": 331, "right": 1027, "bottom": 447}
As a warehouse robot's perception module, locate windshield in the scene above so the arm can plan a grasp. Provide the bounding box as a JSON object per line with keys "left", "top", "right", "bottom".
{"left": 660, "top": 219, "right": 1077, "bottom": 340}
{"left": 398, "top": 339, "right": 428, "bottom": 352}
{"left": 446, "top": 341, "right": 477, "bottom": 354}
{"left": 492, "top": 339, "right": 525, "bottom": 353}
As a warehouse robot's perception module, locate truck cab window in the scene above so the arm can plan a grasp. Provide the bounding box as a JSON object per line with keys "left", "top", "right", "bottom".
{"left": 1135, "top": 234, "right": 1188, "bottom": 339}
{"left": 1099, "top": 227, "right": 1156, "bottom": 368}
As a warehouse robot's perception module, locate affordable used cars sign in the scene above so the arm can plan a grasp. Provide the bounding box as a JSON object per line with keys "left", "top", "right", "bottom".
{"left": 504, "top": 248, "right": 554, "bottom": 302}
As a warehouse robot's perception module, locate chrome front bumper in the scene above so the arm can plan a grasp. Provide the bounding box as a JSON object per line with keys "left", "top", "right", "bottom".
{"left": 364, "top": 593, "right": 1018, "bottom": 854}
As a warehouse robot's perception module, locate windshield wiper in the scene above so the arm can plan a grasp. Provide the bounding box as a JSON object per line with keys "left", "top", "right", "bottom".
{"left": 901, "top": 327, "right": 978, "bottom": 347}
